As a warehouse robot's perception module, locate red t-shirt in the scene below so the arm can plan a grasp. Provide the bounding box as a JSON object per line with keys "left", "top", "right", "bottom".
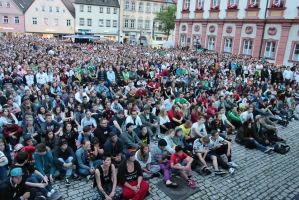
{"left": 170, "top": 152, "right": 188, "bottom": 165}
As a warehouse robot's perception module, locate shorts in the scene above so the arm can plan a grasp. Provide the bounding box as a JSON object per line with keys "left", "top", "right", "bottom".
{"left": 171, "top": 161, "right": 186, "bottom": 174}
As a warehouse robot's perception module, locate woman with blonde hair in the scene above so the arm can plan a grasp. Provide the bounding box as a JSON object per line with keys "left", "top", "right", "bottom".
{"left": 159, "top": 108, "right": 173, "bottom": 133}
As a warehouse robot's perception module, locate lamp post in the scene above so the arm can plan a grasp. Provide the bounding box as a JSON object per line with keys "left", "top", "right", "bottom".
{"left": 194, "top": 36, "right": 199, "bottom": 50}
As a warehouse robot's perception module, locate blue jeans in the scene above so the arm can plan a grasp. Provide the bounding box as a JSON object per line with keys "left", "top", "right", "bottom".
{"left": 58, "top": 157, "right": 73, "bottom": 178}
{"left": 78, "top": 159, "right": 102, "bottom": 176}
{"left": 254, "top": 140, "right": 267, "bottom": 152}
{"left": 109, "top": 125, "right": 121, "bottom": 137}
{"left": 0, "top": 166, "right": 7, "bottom": 181}
{"left": 26, "top": 174, "right": 53, "bottom": 196}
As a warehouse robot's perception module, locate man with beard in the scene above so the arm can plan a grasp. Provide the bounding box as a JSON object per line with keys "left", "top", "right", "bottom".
{"left": 93, "top": 118, "right": 112, "bottom": 147}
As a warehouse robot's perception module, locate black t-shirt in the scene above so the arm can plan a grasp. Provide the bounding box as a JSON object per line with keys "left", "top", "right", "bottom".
{"left": 138, "top": 133, "right": 150, "bottom": 144}
{"left": 117, "top": 160, "right": 143, "bottom": 185}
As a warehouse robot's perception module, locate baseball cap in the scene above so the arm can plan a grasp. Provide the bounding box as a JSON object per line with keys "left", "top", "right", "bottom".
{"left": 14, "top": 144, "right": 24, "bottom": 152}
{"left": 10, "top": 167, "right": 24, "bottom": 177}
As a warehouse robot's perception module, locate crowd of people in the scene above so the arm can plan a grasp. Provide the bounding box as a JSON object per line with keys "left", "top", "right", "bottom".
{"left": 0, "top": 35, "right": 298, "bottom": 200}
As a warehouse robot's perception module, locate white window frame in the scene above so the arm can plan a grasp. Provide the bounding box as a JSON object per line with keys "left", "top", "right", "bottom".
{"left": 0, "top": 2, "right": 2, "bottom": 7}
{"left": 56, "top": 6, "right": 59, "bottom": 12}
{"left": 160, "top": 5, "right": 164, "bottom": 12}
{"left": 138, "top": 20, "right": 143, "bottom": 28}
{"left": 208, "top": 37, "right": 215, "bottom": 50}
{"left": 106, "top": 19, "right": 110, "bottom": 27}
{"left": 145, "top": 20, "right": 150, "bottom": 29}
{"left": 146, "top": 3, "right": 151, "bottom": 12}
{"left": 154, "top": 4, "right": 158, "bottom": 12}
{"left": 99, "top": 7, "right": 103, "bottom": 13}
{"left": 3, "top": 16, "right": 8, "bottom": 23}
{"left": 139, "top": 2, "right": 143, "bottom": 11}
{"left": 87, "top": 19, "right": 92, "bottom": 26}
{"left": 292, "top": 44, "right": 299, "bottom": 61}
{"left": 54, "top": 18, "right": 58, "bottom": 26}
{"left": 181, "top": 35, "right": 186, "bottom": 46}
{"left": 131, "top": 2, "right": 136, "bottom": 10}
{"left": 273, "top": 0, "right": 282, "bottom": 3}
{"left": 224, "top": 38, "right": 232, "bottom": 52}
{"left": 66, "top": 19, "right": 71, "bottom": 26}
{"left": 44, "top": 18, "right": 48, "bottom": 25}
{"left": 32, "top": 17, "right": 37, "bottom": 25}
{"left": 6, "top": 1, "right": 10, "bottom": 7}
{"left": 79, "top": 18, "right": 84, "bottom": 26}
{"left": 198, "top": 0, "right": 203, "bottom": 7}
{"left": 184, "top": 0, "right": 190, "bottom": 8}
{"left": 113, "top": 8, "right": 117, "bottom": 14}
{"left": 49, "top": 6, "right": 52, "bottom": 12}
{"left": 243, "top": 40, "right": 252, "bottom": 55}
{"left": 250, "top": 0, "right": 259, "bottom": 4}
{"left": 14, "top": 16, "right": 19, "bottom": 24}
{"left": 124, "top": 19, "right": 129, "bottom": 27}
{"left": 35, "top": 7, "right": 38, "bottom": 11}
{"left": 107, "top": 7, "right": 110, "bottom": 13}
{"left": 80, "top": 5, "right": 84, "bottom": 12}
{"left": 125, "top": 1, "right": 129, "bottom": 10}
{"left": 87, "top": 6, "right": 91, "bottom": 12}
{"left": 213, "top": 0, "right": 219, "bottom": 6}
{"left": 230, "top": 0, "right": 238, "bottom": 5}
{"left": 113, "top": 20, "right": 117, "bottom": 27}
{"left": 130, "top": 19, "right": 135, "bottom": 28}
{"left": 99, "top": 19, "right": 104, "bottom": 26}
{"left": 41, "top": 6, "right": 45, "bottom": 12}
{"left": 264, "top": 41, "right": 275, "bottom": 58}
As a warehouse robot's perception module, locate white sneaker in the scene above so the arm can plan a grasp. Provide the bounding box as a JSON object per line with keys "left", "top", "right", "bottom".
{"left": 229, "top": 168, "right": 235, "bottom": 174}
{"left": 264, "top": 148, "right": 273, "bottom": 154}
{"left": 152, "top": 136, "right": 157, "bottom": 140}
{"left": 228, "top": 161, "right": 238, "bottom": 168}
{"left": 157, "top": 134, "right": 163, "bottom": 139}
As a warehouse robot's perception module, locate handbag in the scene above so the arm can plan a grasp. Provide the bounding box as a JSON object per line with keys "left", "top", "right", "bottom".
{"left": 244, "top": 139, "right": 255, "bottom": 149}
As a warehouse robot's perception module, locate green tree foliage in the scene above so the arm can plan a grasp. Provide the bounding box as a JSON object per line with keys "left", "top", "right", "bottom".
{"left": 154, "top": 5, "right": 176, "bottom": 40}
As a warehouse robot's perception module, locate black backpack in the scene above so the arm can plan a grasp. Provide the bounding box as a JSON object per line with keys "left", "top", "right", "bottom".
{"left": 274, "top": 143, "right": 290, "bottom": 154}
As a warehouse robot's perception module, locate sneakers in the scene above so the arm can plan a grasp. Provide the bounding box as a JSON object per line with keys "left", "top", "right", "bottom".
{"left": 228, "top": 168, "right": 235, "bottom": 174}
{"left": 152, "top": 136, "right": 157, "bottom": 140}
{"left": 65, "top": 179, "right": 70, "bottom": 186}
{"left": 277, "top": 138, "right": 286, "bottom": 143}
{"left": 264, "top": 147, "right": 274, "bottom": 154}
{"left": 152, "top": 173, "right": 160, "bottom": 178}
{"left": 72, "top": 172, "right": 80, "bottom": 180}
{"left": 187, "top": 178, "right": 196, "bottom": 188}
{"left": 227, "top": 161, "right": 238, "bottom": 168}
{"left": 201, "top": 166, "right": 212, "bottom": 175}
{"left": 214, "top": 169, "right": 227, "bottom": 175}
{"left": 157, "top": 134, "right": 163, "bottom": 139}
{"left": 48, "top": 192, "right": 62, "bottom": 200}
{"left": 86, "top": 175, "right": 91, "bottom": 182}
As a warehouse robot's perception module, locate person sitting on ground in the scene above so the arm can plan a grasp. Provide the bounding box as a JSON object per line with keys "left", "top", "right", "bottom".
{"left": 137, "top": 125, "right": 150, "bottom": 146}
{"left": 93, "top": 118, "right": 112, "bottom": 147}
{"left": 104, "top": 132, "right": 125, "bottom": 168}
{"left": 14, "top": 143, "right": 35, "bottom": 165}
{"left": 92, "top": 153, "right": 123, "bottom": 200}
{"left": 108, "top": 110, "right": 125, "bottom": 137}
{"left": 240, "top": 106, "right": 254, "bottom": 123}
{"left": 117, "top": 149, "right": 150, "bottom": 200}
{"left": 226, "top": 105, "right": 242, "bottom": 129}
{"left": 0, "top": 150, "right": 8, "bottom": 181}
{"left": 77, "top": 126, "right": 95, "bottom": 149}
{"left": 191, "top": 116, "right": 208, "bottom": 138}
{"left": 53, "top": 139, "right": 79, "bottom": 186}
{"left": 140, "top": 105, "right": 162, "bottom": 140}
{"left": 135, "top": 143, "right": 161, "bottom": 180}
{"left": 163, "top": 129, "right": 176, "bottom": 155}
{"left": 34, "top": 143, "right": 60, "bottom": 182}
{"left": 170, "top": 145, "right": 196, "bottom": 188}
{"left": 252, "top": 115, "right": 278, "bottom": 146}
{"left": 125, "top": 110, "right": 143, "bottom": 135}
{"left": 193, "top": 136, "right": 226, "bottom": 175}
{"left": 173, "top": 127, "right": 193, "bottom": 156}
{"left": 261, "top": 112, "right": 286, "bottom": 142}
{"left": 121, "top": 123, "right": 143, "bottom": 153}
{"left": 42, "top": 113, "right": 63, "bottom": 137}
{"left": 179, "top": 120, "right": 195, "bottom": 143}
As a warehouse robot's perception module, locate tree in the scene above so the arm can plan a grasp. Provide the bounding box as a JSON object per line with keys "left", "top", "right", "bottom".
{"left": 154, "top": 5, "right": 176, "bottom": 40}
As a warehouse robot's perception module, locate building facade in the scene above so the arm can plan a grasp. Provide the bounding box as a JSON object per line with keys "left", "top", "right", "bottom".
{"left": 0, "top": 0, "right": 32, "bottom": 36}
{"left": 175, "top": 0, "right": 299, "bottom": 65}
{"left": 119, "top": 0, "right": 175, "bottom": 45}
{"left": 24, "top": 0, "right": 75, "bottom": 37}
{"left": 74, "top": 0, "right": 120, "bottom": 41}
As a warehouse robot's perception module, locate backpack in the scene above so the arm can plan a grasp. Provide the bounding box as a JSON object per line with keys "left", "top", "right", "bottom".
{"left": 274, "top": 143, "right": 290, "bottom": 154}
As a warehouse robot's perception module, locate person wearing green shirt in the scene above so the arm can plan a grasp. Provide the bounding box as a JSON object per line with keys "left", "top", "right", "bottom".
{"left": 175, "top": 93, "right": 190, "bottom": 109}
{"left": 122, "top": 68, "right": 130, "bottom": 82}
{"left": 227, "top": 106, "right": 242, "bottom": 129}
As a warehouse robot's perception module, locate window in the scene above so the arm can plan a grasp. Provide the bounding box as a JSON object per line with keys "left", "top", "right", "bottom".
{"left": 124, "top": 19, "right": 129, "bottom": 27}
{"left": 113, "top": 20, "right": 117, "bottom": 27}
{"left": 114, "top": 8, "right": 117, "bottom": 14}
{"left": 56, "top": 6, "right": 59, "bottom": 12}
{"left": 273, "top": 0, "right": 282, "bottom": 3}
{"left": 131, "top": 2, "right": 135, "bottom": 10}
{"left": 54, "top": 18, "right": 58, "bottom": 26}
{"left": 154, "top": 4, "right": 158, "bottom": 12}
{"left": 230, "top": 0, "right": 238, "bottom": 4}
{"left": 3, "top": 16, "right": 8, "bottom": 23}
{"left": 79, "top": 18, "right": 84, "bottom": 26}
{"left": 213, "top": 0, "right": 219, "bottom": 6}
{"left": 49, "top": 6, "right": 52, "bottom": 12}
{"left": 44, "top": 18, "right": 48, "bottom": 25}
{"left": 139, "top": 2, "right": 143, "bottom": 11}
{"left": 264, "top": 41, "right": 275, "bottom": 58}
{"left": 184, "top": 0, "right": 190, "bottom": 8}
{"left": 292, "top": 44, "right": 299, "bottom": 61}
{"left": 181, "top": 35, "right": 186, "bottom": 46}
{"left": 32, "top": 17, "right": 37, "bottom": 24}
{"left": 106, "top": 20, "right": 110, "bottom": 27}
{"left": 160, "top": 5, "right": 164, "bottom": 12}
{"left": 146, "top": 3, "right": 151, "bottom": 12}
{"left": 243, "top": 40, "right": 252, "bottom": 55}
{"left": 87, "top": 19, "right": 92, "bottom": 26}
{"left": 0, "top": 2, "right": 2, "bottom": 7}
{"left": 250, "top": 0, "right": 258, "bottom": 3}
{"left": 145, "top": 20, "right": 150, "bottom": 29}
{"left": 208, "top": 37, "right": 215, "bottom": 50}
{"left": 80, "top": 5, "right": 84, "bottom": 12}
{"left": 14, "top": 16, "right": 19, "bottom": 24}
{"left": 198, "top": 0, "right": 203, "bottom": 7}
{"left": 66, "top": 19, "right": 71, "bottom": 26}
{"left": 224, "top": 38, "right": 232, "bottom": 52}
{"left": 35, "top": 7, "right": 38, "bottom": 11}
{"left": 138, "top": 20, "right": 143, "bottom": 28}
{"left": 99, "top": 7, "right": 103, "bottom": 13}
{"left": 99, "top": 19, "right": 104, "bottom": 26}
{"left": 130, "top": 19, "right": 135, "bottom": 28}
{"left": 125, "top": 1, "right": 129, "bottom": 10}
{"left": 41, "top": 6, "right": 45, "bottom": 11}
{"left": 107, "top": 8, "right": 110, "bottom": 13}
{"left": 6, "top": 1, "right": 10, "bottom": 7}
{"left": 63, "top": 9, "right": 65, "bottom": 13}
{"left": 88, "top": 6, "right": 91, "bottom": 12}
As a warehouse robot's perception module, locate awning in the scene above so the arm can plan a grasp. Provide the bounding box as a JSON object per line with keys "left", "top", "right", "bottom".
{"left": 62, "top": 35, "right": 101, "bottom": 39}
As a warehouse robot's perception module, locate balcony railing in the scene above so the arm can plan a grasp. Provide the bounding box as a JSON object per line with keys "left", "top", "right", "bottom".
{"left": 208, "top": 45, "right": 215, "bottom": 50}
{"left": 243, "top": 49, "right": 252, "bottom": 55}
{"left": 224, "top": 47, "right": 232, "bottom": 52}
{"left": 265, "top": 51, "right": 274, "bottom": 58}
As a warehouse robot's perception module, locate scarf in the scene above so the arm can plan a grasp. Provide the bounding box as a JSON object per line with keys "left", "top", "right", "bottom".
{"left": 85, "top": 150, "right": 93, "bottom": 164}
{"left": 137, "top": 150, "right": 149, "bottom": 164}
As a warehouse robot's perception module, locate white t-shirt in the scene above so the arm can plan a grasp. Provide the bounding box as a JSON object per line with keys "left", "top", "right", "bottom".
{"left": 159, "top": 116, "right": 170, "bottom": 125}
{"left": 191, "top": 123, "right": 205, "bottom": 136}
{"left": 221, "top": 114, "right": 227, "bottom": 124}
{"left": 193, "top": 138, "right": 204, "bottom": 154}
{"left": 208, "top": 136, "right": 224, "bottom": 150}
{"left": 240, "top": 111, "right": 254, "bottom": 122}
{"left": 164, "top": 99, "right": 174, "bottom": 111}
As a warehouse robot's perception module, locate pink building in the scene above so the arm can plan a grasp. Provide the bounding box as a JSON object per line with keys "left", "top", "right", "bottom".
{"left": 0, "top": 0, "right": 33, "bottom": 36}
{"left": 175, "top": 0, "right": 299, "bottom": 66}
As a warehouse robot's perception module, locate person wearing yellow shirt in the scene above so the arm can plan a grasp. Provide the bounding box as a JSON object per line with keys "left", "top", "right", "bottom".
{"left": 179, "top": 121, "right": 195, "bottom": 143}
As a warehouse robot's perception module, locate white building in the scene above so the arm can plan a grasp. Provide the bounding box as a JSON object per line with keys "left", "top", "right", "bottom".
{"left": 74, "top": 0, "right": 120, "bottom": 41}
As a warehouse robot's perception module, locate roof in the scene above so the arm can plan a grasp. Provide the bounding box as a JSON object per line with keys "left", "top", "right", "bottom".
{"left": 12, "top": 0, "right": 34, "bottom": 13}
{"left": 74, "top": 0, "right": 120, "bottom": 7}
{"left": 61, "top": 0, "right": 76, "bottom": 18}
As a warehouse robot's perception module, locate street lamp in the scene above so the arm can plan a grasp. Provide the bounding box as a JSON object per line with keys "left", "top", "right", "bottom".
{"left": 194, "top": 36, "right": 199, "bottom": 50}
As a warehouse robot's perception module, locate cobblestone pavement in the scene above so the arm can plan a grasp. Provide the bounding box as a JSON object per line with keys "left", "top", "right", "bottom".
{"left": 53, "top": 120, "right": 299, "bottom": 200}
